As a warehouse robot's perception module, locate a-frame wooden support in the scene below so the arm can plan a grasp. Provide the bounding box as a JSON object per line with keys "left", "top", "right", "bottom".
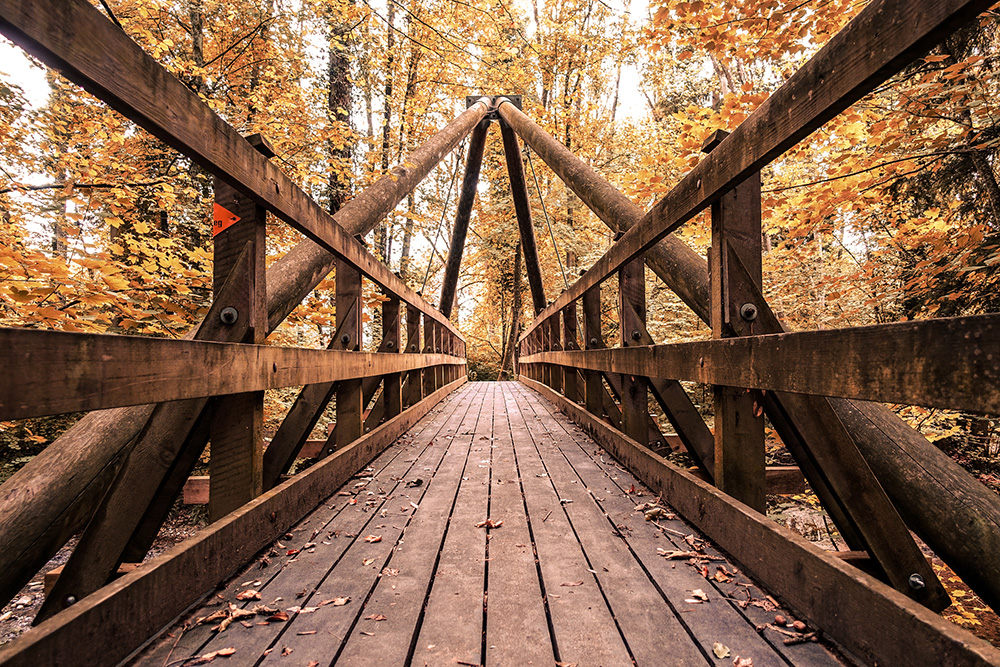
{"left": 439, "top": 119, "right": 491, "bottom": 319}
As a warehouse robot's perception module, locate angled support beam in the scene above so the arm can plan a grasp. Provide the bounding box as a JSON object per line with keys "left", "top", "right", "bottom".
{"left": 500, "top": 118, "right": 547, "bottom": 315}
{"left": 440, "top": 119, "right": 490, "bottom": 318}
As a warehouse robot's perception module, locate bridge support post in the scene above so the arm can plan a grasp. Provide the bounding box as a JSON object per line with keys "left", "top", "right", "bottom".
{"left": 704, "top": 131, "right": 766, "bottom": 514}
{"left": 582, "top": 285, "right": 604, "bottom": 417}
{"left": 423, "top": 317, "right": 438, "bottom": 396}
{"left": 404, "top": 304, "right": 423, "bottom": 406}
{"left": 382, "top": 297, "right": 403, "bottom": 420}
{"left": 208, "top": 138, "right": 270, "bottom": 522}
{"left": 562, "top": 303, "right": 580, "bottom": 403}
{"left": 335, "top": 259, "right": 363, "bottom": 449}
{"left": 618, "top": 257, "right": 648, "bottom": 447}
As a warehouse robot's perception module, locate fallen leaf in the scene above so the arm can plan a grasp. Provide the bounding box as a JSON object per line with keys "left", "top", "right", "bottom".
{"left": 363, "top": 558, "right": 376, "bottom": 566}
{"left": 684, "top": 589, "right": 709, "bottom": 604}
{"left": 319, "top": 596, "right": 351, "bottom": 606}
{"left": 713, "top": 642, "right": 731, "bottom": 658}
{"left": 475, "top": 519, "right": 504, "bottom": 529}
{"left": 658, "top": 550, "right": 700, "bottom": 560}
{"left": 381, "top": 568, "right": 399, "bottom": 577}
{"left": 286, "top": 549, "right": 300, "bottom": 557}
{"left": 235, "top": 589, "right": 261, "bottom": 601}
{"left": 251, "top": 604, "right": 279, "bottom": 615}
{"left": 560, "top": 581, "right": 584, "bottom": 587}
{"left": 365, "top": 613, "right": 388, "bottom": 621}
{"left": 360, "top": 631, "right": 375, "bottom": 636}
{"left": 364, "top": 535, "right": 382, "bottom": 543}
{"left": 266, "top": 612, "right": 289, "bottom": 622}
{"left": 281, "top": 646, "right": 293, "bottom": 656}
{"left": 733, "top": 658, "right": 753, "bottom": 667}
{"left": 308, "top": 662, "right": 320, "bottom": 667}
{"left": 297, "top": 630, "right": 317, "bottom": 635}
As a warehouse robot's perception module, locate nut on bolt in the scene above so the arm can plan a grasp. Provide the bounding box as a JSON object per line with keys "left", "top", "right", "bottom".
{"left": 220, "top": 307, "right": 239, "bottom": 325}
{"left": 739, "top": 302, "right": 758, "bottom": 322}
{"left": 630, "top": 330, "right": 641, "bottom": 341}
{"left": 340, "top": 333, "right": 351, "bottom": 344}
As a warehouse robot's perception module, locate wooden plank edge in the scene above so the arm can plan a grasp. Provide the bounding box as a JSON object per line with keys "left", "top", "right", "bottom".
{"left": 519, "top": 376, "right": 1000, "bottom": 667}
{"left": 0, "top": 376, "right": 467, "bottom": 667}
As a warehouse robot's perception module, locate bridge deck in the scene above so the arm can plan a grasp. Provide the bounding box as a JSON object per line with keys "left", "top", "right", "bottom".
{"left": 130, "top": 382, "right": 847, "bottom": 667}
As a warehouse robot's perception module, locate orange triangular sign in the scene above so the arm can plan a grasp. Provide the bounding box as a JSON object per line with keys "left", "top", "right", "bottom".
{"left": 213, "top": 203, "right": 241, "bottom": 236}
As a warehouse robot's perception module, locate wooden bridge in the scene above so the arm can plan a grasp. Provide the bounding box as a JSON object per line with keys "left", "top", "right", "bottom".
{"left": 1, "top": 0, "right": 1000, "bottom": 665}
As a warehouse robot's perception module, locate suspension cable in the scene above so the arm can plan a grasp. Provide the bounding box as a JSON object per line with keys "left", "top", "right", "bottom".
{"left": 421, "top": 139, "right": 466, "bottom": 294}
{"left": 526, "top": 149, "right": 569, "bottom": 288}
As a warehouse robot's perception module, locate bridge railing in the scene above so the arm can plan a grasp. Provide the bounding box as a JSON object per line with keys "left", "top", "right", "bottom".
{"left": 512, "top": 0, "right": 1000, "bottom": 665}
{"left": 0, "top": 0, "right": 476, "bottom": 650}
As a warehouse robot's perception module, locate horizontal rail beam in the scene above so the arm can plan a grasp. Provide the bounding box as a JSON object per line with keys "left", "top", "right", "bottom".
{"left": 0, "top": 0, "right": 472, "bottom": 340}
{"left": 0, "top": 377, "right": 467, "bottom": 667}
{"left": 513, "top": 0, "right": 992, "bottom": 341}
{"left": 521, "top": 314, "right": 1000, "bottom": 414}
{"left": 521, "top": 376, "right": 1000, "bottom": 667}
{"left": 0, "top": 328, "right": 464, "bottom": 419}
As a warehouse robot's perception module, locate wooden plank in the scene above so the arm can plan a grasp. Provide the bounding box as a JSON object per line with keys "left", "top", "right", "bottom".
{"left": 152, "top": 384, "right": 482, "bottom": 665}
{"left": 521, "top": 312, "right": 1000, "bottom": 414}
{"left": 483, "top": 382, "right": 554, "bottom": 666}
{"left": 534, "top": 401, "right": 839, "bottom": 667}
{"left": 423, "top": 318, "right": 437, "bottom": 397}
{"left": 0, "top": 0, "right": 473, "bottom": 340}
{"left": 185, "top": 384, "right": 487, "bottom": 666}
{"left": 502, "top": 384, "right": 633, "bottom": 667}
{"left": 518, "top": 384, "right": 802, "bottom": 667}
{"left": 0, "top": 327, "right": 462, "bottom": 420}
{"left": 511, "top": 0, "right": 994, "bottom": 341}
{"left": 0, "top": 377, "right": 468, "bottom": 667}
{"left": 521, "top": 376, "right": 1000, "bottom": 667}
{"left": 340, "top": 385, "right": 494, "bottom": 665}
{"left": 708, "top": 136, "right": 765, "bottom": 513}
{"left": 514, "top": 384, "right": 706, "bottom": 665}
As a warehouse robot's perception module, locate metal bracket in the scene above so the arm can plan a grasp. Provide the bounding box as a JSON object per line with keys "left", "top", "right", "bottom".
{"left": 466, "top": 94, "right": 522, "bottom": 120}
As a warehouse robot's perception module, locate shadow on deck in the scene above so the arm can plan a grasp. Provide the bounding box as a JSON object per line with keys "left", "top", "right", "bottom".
{"left": 130, "top": 382, "right": 846, "bottom": 667}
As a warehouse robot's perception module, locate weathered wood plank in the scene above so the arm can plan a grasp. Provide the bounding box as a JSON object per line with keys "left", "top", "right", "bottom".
{"left": 522, "top": 312, "right": 1000, "bottom": 414}
{"left": 483, "top": 384, "right": 554, "bottom": 666}
{"left": 522, "top": 376, "right": 1000, "bottom": 667}
{"left": 618, "top": 257, "right": 647, "bottom": 446}
{"left": 0, "top": 327, "right": 463, "bottom": 419}
{"left": 0, "top": 376, "right": 467, "bottom": 667}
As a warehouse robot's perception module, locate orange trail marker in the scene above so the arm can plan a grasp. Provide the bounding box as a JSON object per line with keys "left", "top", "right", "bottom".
{"left": 213, "top": 203, "right": 241, "bottom": 236}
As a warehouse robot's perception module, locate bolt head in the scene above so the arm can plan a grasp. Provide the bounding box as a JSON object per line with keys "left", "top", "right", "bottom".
{"left": 589, "top": 337, "right": 598, "bottom": 347}
{"left": 908, "top": 573, "right": 926, "bottom": 591}
{"left": 64, "top": 595, "right": 77, "bottom": 607}
{"left": 220, "top": 306, "right": 239, "bottom": 325}
{"left": 340, "top": 333, "right": 350, "bottom": 344}
{"left": 386, "top": 341, "right": 395, "bottom": 350}
{"left": 739, "top": 303, "right": 759, "bottom": 322}
{"left": 631, "top": 330, "right": 641, "bottom": 341}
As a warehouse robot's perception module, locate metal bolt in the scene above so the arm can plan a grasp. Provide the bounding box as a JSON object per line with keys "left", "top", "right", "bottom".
{"left": 908, "top": 573, "right": 926, "bottom": 591}
{"left": 631, "top": 330, "right": 641, "bottom": 341}
{"left": 739, "top": 303, "right": 758, "bottom": 322}
{"left": 340, "top": 333, "right": 350, "bottom": 344}
{"left": 220, "top": 307, "right": 239, "bottom": 325}
{"left": 386, "top": 341, "right": 395, "bottom": 350}
{"left": 589, "top": 337, "right": 598, "bottom": 347}
{"left": 64, "top": 595, "right": 77, "bottom": 607}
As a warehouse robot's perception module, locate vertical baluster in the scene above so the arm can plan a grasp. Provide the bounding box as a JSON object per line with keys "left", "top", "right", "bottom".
{"left": 335, "top": 259, "right": 363, "bottom": 449}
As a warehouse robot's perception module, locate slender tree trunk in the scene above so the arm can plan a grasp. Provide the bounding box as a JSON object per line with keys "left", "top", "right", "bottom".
{"left": 499, "top": 242, "right": 523, "bottom": 378}
{"left": 327, "top": 5, "right": 353, "bottom": 215}
{"left": 376, "top": 2, "right": 396, "bottom": 263}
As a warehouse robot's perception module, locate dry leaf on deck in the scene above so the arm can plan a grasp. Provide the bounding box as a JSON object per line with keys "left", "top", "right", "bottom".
{"left": 475, "top": 519, "right": 504, "bottom": 529}
{"left": 319, "top": 596, "right": 351, "bottom": 606}
{"left": 235, "top": 589, "right": 261, "bottom": 601}
{"left": 364, "top": 535, "right": 382, "bottom": 543}
{"left": 365, "top": 613, "right": 388, "bottom": 621}
{"left": 560, "top": 581, "right": 584, "bottom": 587}
{"left": 713, "top": 642, "right": 730, "bottom": 658}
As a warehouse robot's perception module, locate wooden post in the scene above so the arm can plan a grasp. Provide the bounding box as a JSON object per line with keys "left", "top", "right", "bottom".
{"left": 618, "top": 257, "right": 648, "bottom": 446}
{"left": 423, "top": 316, "right": 437, "bottom": 396}
{"left": 548, "top": 315, "right": 562, "bottom": 393}
{"left": 563, "top": 302, "right": 579, "bottom": 403}
{"left": 583, "top": 285, "right": 603, "bottom": 417}
{"left": 540, "top": 318, "right": 551, "bottom": 387}
{"left": 404, "top": 303, "right": 422, "bottom": 406}
{"left": 208, "top": 135, "right": 270, "bottom": 522}
{"left": 382, "top": 297, "right": 402, "bottom": 420}
{"left": 335, "top": 259, "right": 363, "bottom": 449}
{"left": 705, "top": 129, "right": 766, "bottom": 513}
